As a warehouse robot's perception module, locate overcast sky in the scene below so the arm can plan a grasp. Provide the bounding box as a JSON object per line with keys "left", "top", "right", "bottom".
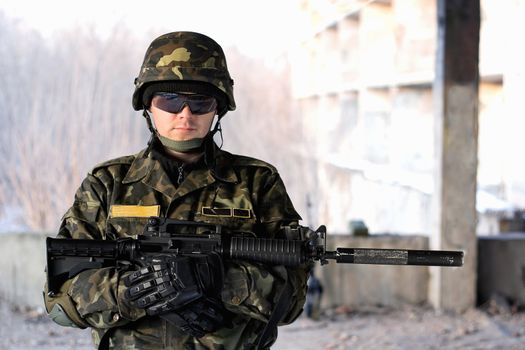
{"left": 0, "top": 0, "right": 310, "bottom": 58}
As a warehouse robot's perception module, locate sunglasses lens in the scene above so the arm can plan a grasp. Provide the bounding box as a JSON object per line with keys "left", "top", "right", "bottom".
{"left": 186, "top": 95, "right": 218, "bottom": 114}
{"left": 152, "top": 93, "right": 217, "bottom": 114}
{"left": 152, "top": 93, "right": 184, "bottom": 113}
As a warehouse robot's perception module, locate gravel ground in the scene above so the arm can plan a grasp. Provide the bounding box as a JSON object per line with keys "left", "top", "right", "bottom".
{"left": 1, "top": 299, "right": 524, "bottom": 350}
{"left": 275, "top": 305, "right": 525, "bottom": 350}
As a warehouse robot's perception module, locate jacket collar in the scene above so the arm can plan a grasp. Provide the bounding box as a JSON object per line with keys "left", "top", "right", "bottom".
{"left": 122, "top": 149, "right": 151, "bottom": 184}
{"left": 122, "top": 146, "right": 238, "bottom": 200}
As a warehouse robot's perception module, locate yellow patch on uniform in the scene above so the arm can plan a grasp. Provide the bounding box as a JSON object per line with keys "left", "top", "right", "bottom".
{"left": 201, "top": 207, "right": 251, "bottom": 219}
{"left": 156, "top": 48, "right": 191, "bottom": 67}
{"left": 110, "top": 205, "right": 160, "bottom": 218}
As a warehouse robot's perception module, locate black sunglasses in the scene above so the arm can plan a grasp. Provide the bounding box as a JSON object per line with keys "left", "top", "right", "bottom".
{"left": 152, "top": 92, "right": 218, "bottom": 115}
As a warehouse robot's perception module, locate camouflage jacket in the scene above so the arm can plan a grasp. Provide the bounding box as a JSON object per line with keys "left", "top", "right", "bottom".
{"left": 44, "top": 145, "right": 309, "bottom": 350}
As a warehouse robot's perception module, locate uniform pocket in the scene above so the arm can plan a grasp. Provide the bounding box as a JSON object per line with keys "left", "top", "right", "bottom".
{"left": 221, "top": 262, "right": 250, "bottom": 307}
{"left": 106, "top": 216, "right": 150, "bottom": 238}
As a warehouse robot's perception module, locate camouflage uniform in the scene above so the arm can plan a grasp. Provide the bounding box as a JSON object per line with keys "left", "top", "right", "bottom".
{"left": 44, "top": 144, "right": 309, "bottom": 349}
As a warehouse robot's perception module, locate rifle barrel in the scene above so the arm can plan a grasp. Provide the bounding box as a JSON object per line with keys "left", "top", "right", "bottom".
{"left": 329, "top": 248, "right": 463, "bottom": 266}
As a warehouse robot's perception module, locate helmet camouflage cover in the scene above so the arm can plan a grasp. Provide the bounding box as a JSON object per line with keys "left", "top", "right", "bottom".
{"left": 132, "top": 31, "right": 236, "bottom": 115}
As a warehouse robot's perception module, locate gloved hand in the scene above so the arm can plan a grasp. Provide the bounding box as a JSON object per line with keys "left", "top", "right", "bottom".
{"left": 161, "top": 297, "right": 233, "bottom": 338}
{"left": 123, "top": 252, "right": 224, "bottom": 316}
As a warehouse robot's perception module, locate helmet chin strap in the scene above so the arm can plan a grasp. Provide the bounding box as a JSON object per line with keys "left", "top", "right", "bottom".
{"left": 157, "top": 135, "right": 205, "bottom": 152}
{"left": 210, "top": 116, "right": 224, "bottom": 149}
{"left": 142, "top": 110, "right": 223, "bottom": 154}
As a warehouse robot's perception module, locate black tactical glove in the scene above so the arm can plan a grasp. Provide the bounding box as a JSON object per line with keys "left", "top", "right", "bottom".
{"left": 124, "top": 252, "right": 232, "bottom": 336}
{"left": 161, "top": 297, "right": 233, "bottom": 338}
{"left": 124, "top": 252, "right": 224, "bottom": 316}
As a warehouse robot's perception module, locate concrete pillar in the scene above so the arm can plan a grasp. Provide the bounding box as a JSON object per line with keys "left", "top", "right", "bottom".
{"left": 502, "top": 1, "right": 525, "bottom": 206}
{"left": 430, "top": 0, "right": 480, "bottom": 312}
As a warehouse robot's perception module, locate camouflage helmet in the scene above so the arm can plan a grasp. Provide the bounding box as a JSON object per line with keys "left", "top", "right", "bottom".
{"left": 132, "top": 31, "right": 236, "bottom": 116}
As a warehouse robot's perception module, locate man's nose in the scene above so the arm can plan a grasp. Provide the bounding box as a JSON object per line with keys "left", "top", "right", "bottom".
{"left": 177, "top": 104, "right": 194, "bottom": 117}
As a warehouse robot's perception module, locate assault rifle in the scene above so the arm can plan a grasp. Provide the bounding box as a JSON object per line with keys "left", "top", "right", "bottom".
{"left": 46, "top": 217, "right": 463, "bottom": 296}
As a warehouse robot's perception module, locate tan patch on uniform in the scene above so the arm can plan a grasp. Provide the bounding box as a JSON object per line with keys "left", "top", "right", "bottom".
{"left": 110, "top": 205, "right": 160, "bottom": 218}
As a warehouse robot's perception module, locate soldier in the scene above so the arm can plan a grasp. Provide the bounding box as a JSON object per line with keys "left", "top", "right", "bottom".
{"left": 43, "top": 31, "right": 310, "bottom": 349}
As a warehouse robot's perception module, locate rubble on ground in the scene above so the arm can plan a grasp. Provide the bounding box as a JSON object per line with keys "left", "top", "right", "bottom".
{"left": 1, "top": 298, "right": 524, "bottom": 350}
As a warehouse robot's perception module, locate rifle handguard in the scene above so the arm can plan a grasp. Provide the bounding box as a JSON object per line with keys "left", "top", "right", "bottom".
{"left": 229, "top": 237, "right": 306, "bottom": 266}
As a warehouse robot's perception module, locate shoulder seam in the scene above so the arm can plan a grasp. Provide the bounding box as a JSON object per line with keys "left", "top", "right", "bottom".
{"left": 227, "top": 153, "right": 278, "bottom": 174}
{"left": 89, "top": 154, "right": 136, "bottom": 174}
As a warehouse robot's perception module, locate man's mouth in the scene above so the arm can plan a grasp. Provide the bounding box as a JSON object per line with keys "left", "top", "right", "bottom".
{"left": 174, "top": 127, "right": 196, "bottom": 131}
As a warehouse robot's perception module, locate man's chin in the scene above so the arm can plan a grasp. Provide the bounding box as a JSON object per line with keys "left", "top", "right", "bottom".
{"left": 168, "top": 133, "right": 198, "bottom": 140}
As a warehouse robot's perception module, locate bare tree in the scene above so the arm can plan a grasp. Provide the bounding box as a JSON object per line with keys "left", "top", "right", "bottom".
{"left": 0, "top": 19, "right": 147, "bottom": 232}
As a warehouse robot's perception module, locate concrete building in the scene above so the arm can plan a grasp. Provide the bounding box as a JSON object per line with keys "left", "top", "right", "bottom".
{"left": 289, "top": 0, "right": 524, "bottom": 236}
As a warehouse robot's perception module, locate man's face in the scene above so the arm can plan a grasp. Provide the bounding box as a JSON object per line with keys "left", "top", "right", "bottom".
{"left": 150, "top": 93, "right": 216, "bottom": 141}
